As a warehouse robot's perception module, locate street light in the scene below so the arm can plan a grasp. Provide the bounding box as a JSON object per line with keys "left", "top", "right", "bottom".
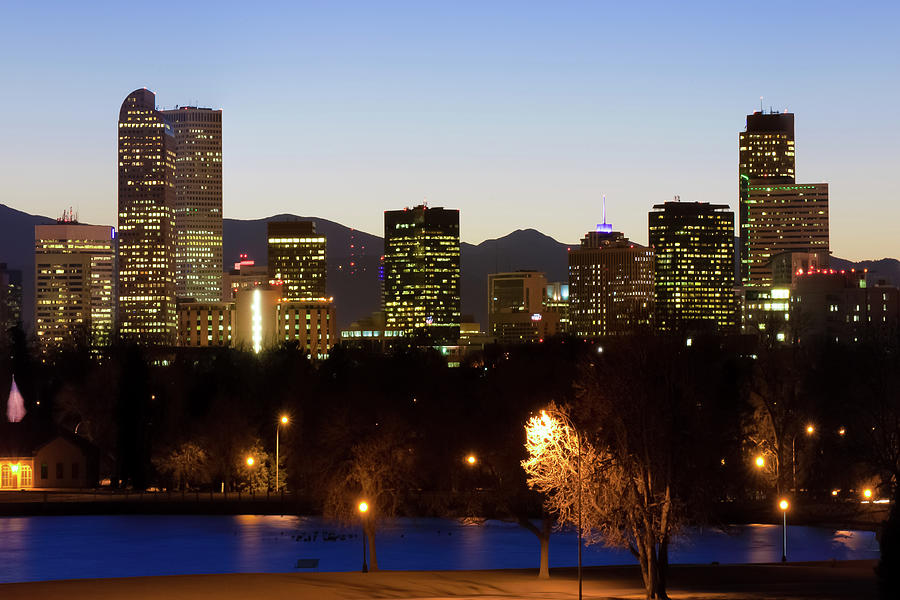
{"left": 246, "top": 456, "right": 255, "bottom": 467}
{"left": 276, "top": 415, "right": 289, "bottom": 491}
{"left": 755, "top": 455, "right": 765, "bottom": 469}
{"left": 779, "top": 499, "right": 789, "bottom": 563}
{"left": 863, "top": 488, "right": 873, "bottom": 500}
{"left": 541, "top": 408, "right": 583, "bottom": 600}
{"left": 358, "top": 501, "right": 369, "bottom": 573}
{"left": 466, "top": 454, "right": 477, "bottom": 466}
{"left": 791, "top": 425, "right": 816, "bottom": 493}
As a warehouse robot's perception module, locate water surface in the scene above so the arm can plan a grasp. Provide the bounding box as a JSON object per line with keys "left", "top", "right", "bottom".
{"left": 0, "top": 515, "right": 879, "bottom": 583}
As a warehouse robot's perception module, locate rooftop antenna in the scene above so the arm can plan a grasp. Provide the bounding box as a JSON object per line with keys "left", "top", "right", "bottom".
{"left": 596, "top": 194, "right": 613, "bottom": 233}
{"left": 760, "top": 96, "right": 763, "bottom": 112}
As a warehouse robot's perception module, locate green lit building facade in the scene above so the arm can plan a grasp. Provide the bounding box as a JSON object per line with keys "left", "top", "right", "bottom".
{"left": 739, "top": 111, "right": 795, "bottom": 285}
{"left": 649, "top": 202, "right": 736, "bottom": 333}
{"left": 383, "top": 205, "right": 460, "bottom": 344}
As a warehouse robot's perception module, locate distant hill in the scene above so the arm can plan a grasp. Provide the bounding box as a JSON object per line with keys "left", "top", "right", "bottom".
{"left": 2, "top": 202, "right": 897, "bottom": 332}
{"left": 0, "top": 204, "right": 56, "bottom": 327}
{"left": 830, "top": 256, "right": 900, "bottom": 287}
{"left": 460, "top": 229, "right": 571, "bottom": 324}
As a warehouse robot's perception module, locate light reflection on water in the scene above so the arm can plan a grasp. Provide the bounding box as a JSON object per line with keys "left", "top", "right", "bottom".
{"left": 0, "top": 515, "right": 880, "bottom": 583}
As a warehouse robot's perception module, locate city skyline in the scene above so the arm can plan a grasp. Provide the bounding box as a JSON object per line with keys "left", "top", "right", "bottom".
{"left": 1, "top": 2, "right": 898, "bottom": 261}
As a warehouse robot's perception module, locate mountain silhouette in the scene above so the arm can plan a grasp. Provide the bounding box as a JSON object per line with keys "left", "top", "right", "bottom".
{"left": 2, "top": 203, "right": 898, "bottom": 333}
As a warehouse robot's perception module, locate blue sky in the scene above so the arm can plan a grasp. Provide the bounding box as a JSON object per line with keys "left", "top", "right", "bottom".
{"left": 1, "top": 1, "right": 897, "bottom": 260}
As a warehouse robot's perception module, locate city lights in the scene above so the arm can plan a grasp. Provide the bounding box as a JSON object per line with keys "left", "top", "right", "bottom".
{"left": 251, "top": 288, "right": 263, "bottom": 354}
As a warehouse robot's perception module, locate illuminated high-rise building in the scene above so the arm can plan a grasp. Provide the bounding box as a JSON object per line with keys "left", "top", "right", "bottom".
{"left": 117, "top": 88, "right": 177, "bottom": 345}
{"left": 739, "top": 111, "right": 795, "bottom": 183}
{"left": 568, "top": 226, "right": 654, "bottom": 337}
{"left": 160, "top": 106, "right": 223, "bottom": 302}
{"left": 34, "top": 221, "right": 116, "bottom": 349}
{"left": 744, "top": 182, "right": 830, "bottom": 287}
{"left": 739, "top": 111, "right": 795, "bottom": 284}
{"left": 267, "top": 221, "right": 327, "bottom": 300}
{"left": 649, "top": 201, "right": 736, "bottom": 332}
{"left": 383, "top": 205, "right": 460, "bottom": 344}
{"left": 739, "top": 111, "right": 830, "bottom": 286}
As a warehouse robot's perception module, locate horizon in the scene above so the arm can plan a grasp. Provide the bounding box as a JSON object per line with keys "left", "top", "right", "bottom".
{"left": 2, "top": 2, "right": 899, "bottom": 261}
{"left": 4, "top": 201, "right": 900, "bottom": 262}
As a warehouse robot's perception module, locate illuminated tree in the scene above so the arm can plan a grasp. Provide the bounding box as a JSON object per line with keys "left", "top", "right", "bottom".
{"left": 153, "top": 442, "right": 208, "bottom": 490}
{"left": 524, "top": 338, "right": 735, "bottom": 600}
{"left": 239, "top": 440, "right": 272, "bottom": 493}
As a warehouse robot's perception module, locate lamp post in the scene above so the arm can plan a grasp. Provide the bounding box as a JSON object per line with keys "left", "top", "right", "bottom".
{"left": 542, "top": 409, "right": 582, "bottom": 600}
{"left": 276, "top": 415, "right": 289, "bottom": 491}
{"left": 779, "top": 499, "right": 789, "bottom": 562}
{"left": 358, "top": 501, "right": 369, "bottom": 573}
{"left": 791, "top": 424, "right": 815, "bottom": 493}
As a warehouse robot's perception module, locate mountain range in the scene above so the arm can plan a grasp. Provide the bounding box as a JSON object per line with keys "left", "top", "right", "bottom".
{"left": 2, "top": 203, "right": 898, "bottom": 331}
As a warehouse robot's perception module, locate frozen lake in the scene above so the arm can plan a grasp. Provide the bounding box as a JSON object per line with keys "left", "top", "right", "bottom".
{"left": 0, "top": 515, "right": 880, "bottom": 583}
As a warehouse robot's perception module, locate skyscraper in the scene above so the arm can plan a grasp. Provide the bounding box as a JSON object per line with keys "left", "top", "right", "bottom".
{"left": 744, "top": 182, "right": 830, "bottom": 287}
{"left": 739, "top": 111, "right": 830, "bottom": 286}
{"left": 739, "top": 111, "right": 795, "bottom": 284}
{"left": 383, "top": 205, "right": 460, "bottom": 344}
{"left": 160, "top": 106, "right": 223, "bottom": 302}
{"left": 34, "top": 221, "right": 116, "bottom": 349}
{"left": 568, "top": 227, "right": 654, "bottom": 337}
{"left": 649, "top": 201, "right": 735, "bottom": 332}
{"left": 739, "top": 111, "right": 795, "bottom": 182}
{"left": 117, "top": 88, "right": 177, "bottom": 345}
{"left": 267, "top": 221, "right": 327, "bottom": 300}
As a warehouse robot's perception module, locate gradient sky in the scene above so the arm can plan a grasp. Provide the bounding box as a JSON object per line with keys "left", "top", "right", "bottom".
{"left": 1, "top": 1, "right": 897, "bottom": 260}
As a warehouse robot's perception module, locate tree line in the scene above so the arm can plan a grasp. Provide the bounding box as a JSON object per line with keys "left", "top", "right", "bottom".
{"left": 2, "top": 329, "right": 898, "bottom": 598}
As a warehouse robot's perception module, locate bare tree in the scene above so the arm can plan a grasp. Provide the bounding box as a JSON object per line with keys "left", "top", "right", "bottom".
{"left": 323, "top": 426, "right": 415, "bottom": 571}
{"left": 523, "top": 338, "right": 734, "bottom": 600}
{"left": 744, "top": 347, "right": 810, "bottom": 495}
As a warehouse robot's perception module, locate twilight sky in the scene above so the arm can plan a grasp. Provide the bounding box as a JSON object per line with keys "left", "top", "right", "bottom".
{"left": 0, "top": 1, "right": 897, "bottom": 260}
